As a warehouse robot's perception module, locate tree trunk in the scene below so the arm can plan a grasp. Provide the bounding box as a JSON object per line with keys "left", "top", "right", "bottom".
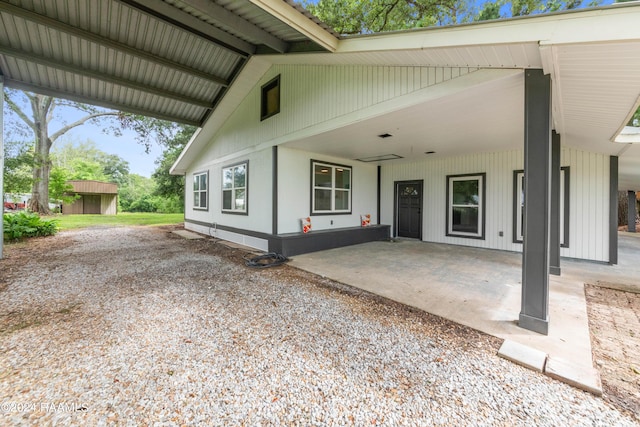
{"left": 618, "top": 191, "right": 628, "bottom": 227}
{"left": 28, "top": 97, "right": 53, "bottom": 214}
{"left": 4, "top": 90, "right": 130, "bottom": 214}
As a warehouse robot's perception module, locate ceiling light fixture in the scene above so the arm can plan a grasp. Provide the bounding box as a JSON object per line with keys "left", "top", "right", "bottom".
{"left": 356, "top": 154, "right": 403, "bottom": 162}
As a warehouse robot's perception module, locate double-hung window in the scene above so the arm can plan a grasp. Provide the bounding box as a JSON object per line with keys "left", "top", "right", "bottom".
{"left": 222, "top": 162, "right": 248, "bottom": 214}
{"left": 193, "top": 171, "right": 208, "bottom": 210}
{"left": 446, "top": 173, "right": 485, "bottom": 239}
{"left": 312, "top": 161, "right": 352, "bottom": 214}
{"left": 514, "top": 168, "right": 569, "bottom": 246}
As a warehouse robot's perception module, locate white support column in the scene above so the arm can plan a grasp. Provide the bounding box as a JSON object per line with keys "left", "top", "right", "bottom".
{"left": 1, "top": 74, "right": 4, "bottom": 258}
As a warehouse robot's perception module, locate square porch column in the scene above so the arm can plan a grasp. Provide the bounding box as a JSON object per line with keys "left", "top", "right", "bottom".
{"left": 520, "top": 69, "right": 551, "bottom": 335}
{"left": 549, "top": 131, "right": 561, "bottom": 276}
{"left": 629, "top": 190, "right": 637, "bottom": 233}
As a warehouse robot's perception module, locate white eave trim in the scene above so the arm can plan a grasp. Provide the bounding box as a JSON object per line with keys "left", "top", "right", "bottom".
{"left": 170, "top": 127, "right": 201, "bottom": 175}
{"left": 615, "top": 127, "right": 640, "bottom": 144}
{"left": 170, "top": 57, "right": 273, "bottom": 175}
{"left": 249, "top": 0, "right": 339, "bottom": 52}
{"left": 337, "top": 4, "right": 640, "bottom": 53}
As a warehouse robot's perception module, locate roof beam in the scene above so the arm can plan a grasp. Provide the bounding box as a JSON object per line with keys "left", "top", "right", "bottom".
{"left": 249, "top": 0, "right": 338, "bottom": 52}
{"left": 0, "top": 45, "right": 215, "bottom": 109}
{"left": 0, "top": 1, "right": 230, "bottom": 87}
{"left": 178, "top": 0, "right": 290, "bottom": 53}
{"left": 3, "top": 78, "right": 201, "bottom": 126}
{"left": 118, "top": 0, "right": 255, "bottom": 56}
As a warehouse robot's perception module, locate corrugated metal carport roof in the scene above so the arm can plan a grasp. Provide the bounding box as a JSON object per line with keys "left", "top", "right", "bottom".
{"left": 0, "top": 0, "right": 337, "bottom": 126}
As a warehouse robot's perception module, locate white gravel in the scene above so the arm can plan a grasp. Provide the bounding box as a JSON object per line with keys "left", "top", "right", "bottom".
{"left": 0, "top": 226, "right": 637, "bottom": 426}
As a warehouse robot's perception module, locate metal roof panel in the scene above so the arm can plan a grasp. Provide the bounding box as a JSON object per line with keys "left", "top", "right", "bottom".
{"left": 0, "top": 0, "right": 331, "bottom": 124}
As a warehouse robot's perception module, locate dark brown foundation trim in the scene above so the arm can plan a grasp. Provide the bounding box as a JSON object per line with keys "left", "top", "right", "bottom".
{"left": 184, "top": 218, "right": 390, "bottom": 257}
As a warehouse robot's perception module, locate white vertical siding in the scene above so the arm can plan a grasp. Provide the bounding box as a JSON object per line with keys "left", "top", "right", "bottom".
{"left": 185, "top": 147, "right": 273, "bottom": 235}
{"left": 382, "top": 151, "right": 524, "bottom": 251}
{"left": 198, "top": 64, "right": 479, "bottom": 164}
{"left": 278, "top": 147, "right": 378, "bottom": 234}
{"left": 561, "top": 149, "right": 609, "bottom": 261}
{"left": 382, "top": 147, "right": 610, "bottom": 262}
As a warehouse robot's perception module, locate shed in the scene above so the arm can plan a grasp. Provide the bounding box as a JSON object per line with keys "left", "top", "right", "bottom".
{"left": 62, "top": 181, "right": 118, "bottom": 215}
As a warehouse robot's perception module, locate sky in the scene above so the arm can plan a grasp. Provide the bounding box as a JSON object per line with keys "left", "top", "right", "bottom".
{"left": 73, "top": 130, "right": 164, "bottom": 178}
{"left": 52, "top": 107, "right": 165, "bottom": 178}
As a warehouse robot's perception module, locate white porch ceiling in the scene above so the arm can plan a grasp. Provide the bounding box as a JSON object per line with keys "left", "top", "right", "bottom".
{"left": 282, "top": 70, "right": 525, "bottom": 161}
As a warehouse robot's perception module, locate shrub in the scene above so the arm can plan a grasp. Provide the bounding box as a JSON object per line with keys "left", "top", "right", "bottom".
{"left": 3, "top": 212, "right": 59, "bottom": 241}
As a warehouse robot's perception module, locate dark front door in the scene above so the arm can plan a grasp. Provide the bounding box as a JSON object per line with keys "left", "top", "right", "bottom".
{"left": 396, "top": 181, "right": 423, "bottom": 239}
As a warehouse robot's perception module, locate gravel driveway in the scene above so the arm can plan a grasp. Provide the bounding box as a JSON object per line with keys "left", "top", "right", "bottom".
{"left": 0, "top": 226, "right": 637, "bottom": 426}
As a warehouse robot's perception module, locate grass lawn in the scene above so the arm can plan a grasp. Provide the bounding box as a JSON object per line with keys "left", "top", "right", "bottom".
{"left": 49, "top": 213, "right": 184, "bottom": 230}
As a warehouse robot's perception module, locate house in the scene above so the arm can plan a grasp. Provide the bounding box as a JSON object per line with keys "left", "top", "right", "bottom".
{"left": 1, "top": 0, "right": 639, "bottom": 335}
{"left": 62, "top": 181, "right": 118, "bottom": 215}
{"left": 171, "top": 5, "right": 640, "bottom": 258}
{"left": 170, "top": 4, "right": 640, "bottom": 334}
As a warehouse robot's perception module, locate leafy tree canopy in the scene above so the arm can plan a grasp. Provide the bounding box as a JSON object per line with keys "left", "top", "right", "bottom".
{"left": 3, "top": 88, "right": 182, "bottom": 213}
{"left": 304, "top": 0, "right": 599, "bottom": 34}
{"left": 152, "top": 125, "right": 197, "bottom": 207}
{"left": 51, "top": 139, "right": 130, "bottom": 185}
{"left": 628, "top": 106, "right": 640, "bottom": 127}
{"left": 3, "top": 140, "right": 34, "bottom": 197}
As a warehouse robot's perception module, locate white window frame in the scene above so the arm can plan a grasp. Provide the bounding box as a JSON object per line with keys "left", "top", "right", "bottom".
{"left": 193, "top": 171, "right": 208, "bottom": 210}
{"left": 446, "top": 173, "right": 485, "bottom": 239}
{"left": 222, "top": 161, "right": 248, "bottom": 214}
{"left": 514, "top": 168, "right": 569, "bottom": 247}
{"left": 311, "top": 160, "right": 352, "bottom": 215}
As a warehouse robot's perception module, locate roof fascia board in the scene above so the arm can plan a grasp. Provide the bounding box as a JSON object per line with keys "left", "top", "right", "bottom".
{"left": 119, "top": 0, "right": 255, "bottom": 55}
{"left": 171, "top": 56, "right": 273, "bottom": 175}
{"left": 4, "top": 78, "right": 200, "bottom": 126}
{"left": 337, "top": 5, "right": 640, "bottom": 53}
{"left": 249, "top": 0, "right": 339, "bottom": 52}
{"left": 170, "top": 127, "right": 202, "bottom": 175}
{"left": 0, "top": 1, "right": 230, "bottom": 87}
{"left": 177, "top": 0, "right": 289, "bottom": 53}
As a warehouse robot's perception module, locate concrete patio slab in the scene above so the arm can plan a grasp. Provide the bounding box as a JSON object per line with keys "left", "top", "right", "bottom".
{"left": 172, "top": 230, "right": 205, "bottom": 240}
{"left": 546, "top": 356, "right": 603, "bottom": 396}
{"left": 498, "top": 340, "right": 547, "bottom": 372}
{"left": 288, "top": 233, "right": 639, "bottom": 394}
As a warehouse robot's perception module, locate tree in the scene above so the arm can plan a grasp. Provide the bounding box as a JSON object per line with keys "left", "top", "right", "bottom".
{"left": 3, "top": 89, "right": 180, "bottom": 214}
{"left": 305, "top": 0, "right": 456, "bottom": 34}
{"left": 3, "top": 139, "right": 34, "bottom": 198}
{"left": 52, "top": 139, "right": 129, "bottom": 184}
{"left": 3, "top": 90, "right": 122, "bottom": 213}
{"left": 304, "top": 0, "right": 599, "bottom": 33}
{"left": 48, "top": 166, "right": 77, "bottom": 208}
{"left": 119, "top": 174, "right": 156, "bottom": 212}
{"left": 628, "top": 107, "right": 640, "bottom": 127}
{"left": 152, "top": 125, "right": 197, "bottom": 210}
